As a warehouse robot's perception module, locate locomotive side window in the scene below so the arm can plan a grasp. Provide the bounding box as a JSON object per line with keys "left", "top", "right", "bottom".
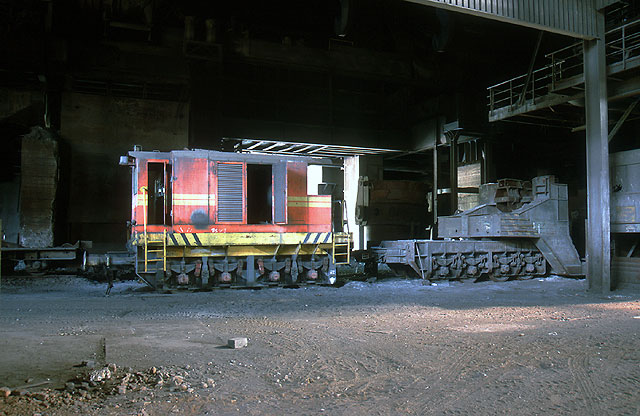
{"left": 147, "top": 162, "right": 172, "bottom": 225}
{"left": 247, "top": 164, "right": 273, "bottom": 224}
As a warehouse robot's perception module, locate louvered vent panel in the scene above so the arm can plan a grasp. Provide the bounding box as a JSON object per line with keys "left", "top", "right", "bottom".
{"left": 217, "top": 163, "right": 244, "bottom": 222}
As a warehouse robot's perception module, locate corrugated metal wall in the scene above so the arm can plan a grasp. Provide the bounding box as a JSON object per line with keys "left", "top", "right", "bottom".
{"left": 405, "top": 0, "right": 619, "bottom": 39}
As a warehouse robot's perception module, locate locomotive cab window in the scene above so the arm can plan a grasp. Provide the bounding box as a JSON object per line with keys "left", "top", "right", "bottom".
{"left": 147, "top": 162, "right": 172, "bottom": 225}
{"left": 247, "top": 164, "right": 273, "bottom": 224}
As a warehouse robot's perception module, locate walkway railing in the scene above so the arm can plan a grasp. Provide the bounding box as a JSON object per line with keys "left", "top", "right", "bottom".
{"left": 488, "top": 18, "right": 640, "bottom": 119}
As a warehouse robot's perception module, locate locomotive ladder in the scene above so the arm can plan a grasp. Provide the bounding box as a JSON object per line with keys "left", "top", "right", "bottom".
{"left": 143, "top": 229, "right": 167, "bottom": 273}
{"left": 332, "top": 232, "right": 352, "bottom": 265}
{"left": 141, "top": 186, "right": 167, "bottom": 273}
{"left": 332, "top": 200, "right": 352, "bottom": 265}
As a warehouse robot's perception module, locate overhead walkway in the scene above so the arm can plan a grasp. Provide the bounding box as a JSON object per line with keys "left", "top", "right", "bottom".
{"left": 488, "top": 18, "right": 640, "bottom": 129}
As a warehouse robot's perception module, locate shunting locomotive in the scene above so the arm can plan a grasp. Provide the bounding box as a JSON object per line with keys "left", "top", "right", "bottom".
{"left": 120, "top": 148, "right": 351, "bottom": 288}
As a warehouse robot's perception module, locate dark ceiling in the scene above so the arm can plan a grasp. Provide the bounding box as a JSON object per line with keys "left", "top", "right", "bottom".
{"left": 1, "top": 1, "right": 637, "bottom": 159}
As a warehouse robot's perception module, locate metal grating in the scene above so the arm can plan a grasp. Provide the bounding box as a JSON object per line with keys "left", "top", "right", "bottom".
{"left": 217, "top": 163, "right": 244, "bottom": 222}
{"left": 227, "top": 138, "right": 404, "bottom": 158}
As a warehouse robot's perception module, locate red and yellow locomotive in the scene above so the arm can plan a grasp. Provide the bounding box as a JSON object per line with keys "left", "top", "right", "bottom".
{"left": 120, "top": 148, "right": 350, "bottom": 288}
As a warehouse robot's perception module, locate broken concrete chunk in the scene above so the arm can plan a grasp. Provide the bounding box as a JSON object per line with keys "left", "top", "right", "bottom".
{"left": 32, "top": 392, "right": 48, "bottom": 401}
{"left": 228, "top": 337, "right": 248, "bottom": 349}
{"left": 89, "top": 367, "right": 112, "bottom": 382}
{"left": 0, "top": 387, "right": 11, "bottom": 397}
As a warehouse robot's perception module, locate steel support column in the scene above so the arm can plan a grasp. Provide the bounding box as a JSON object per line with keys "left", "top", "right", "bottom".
{"left": 584, "top": 11, "right": 611, "bottom": 293}
{"left": 449, "top": 137, "right": 458, "bottom": 213}
{"left": 433, "top": 146, "right": 438, "bottom": 228}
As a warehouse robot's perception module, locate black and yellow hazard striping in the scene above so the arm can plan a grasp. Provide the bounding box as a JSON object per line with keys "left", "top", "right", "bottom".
{"left": 167, "top": 232, "right": 204, "bottom": 247}
{"left": 302, "top": 232, "right": 332, "bottom": 244}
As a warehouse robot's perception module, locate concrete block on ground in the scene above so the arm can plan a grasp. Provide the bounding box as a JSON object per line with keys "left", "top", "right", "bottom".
{"left": 227, "top": 337, "right": 248, "bottom": 349}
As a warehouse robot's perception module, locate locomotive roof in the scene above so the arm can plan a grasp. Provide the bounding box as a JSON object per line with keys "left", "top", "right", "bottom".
{"left": 127, "top": 148, "right": 339, "bottom": 165}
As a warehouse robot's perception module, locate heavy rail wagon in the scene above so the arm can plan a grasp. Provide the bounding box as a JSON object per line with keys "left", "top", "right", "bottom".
{"left": 119, "top": 148, "right": 351, "bottom": 288}
{"left": 374, "top": 175, "right": 586, "bottom": 282}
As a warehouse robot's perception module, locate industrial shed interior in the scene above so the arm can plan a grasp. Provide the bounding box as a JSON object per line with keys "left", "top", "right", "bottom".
{"left": 0, "top": 1, "right": 639, "bottom": 415}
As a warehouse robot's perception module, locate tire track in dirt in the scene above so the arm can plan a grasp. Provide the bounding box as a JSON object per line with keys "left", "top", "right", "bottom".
{"left": 438, "top": 348, "right": 474, "bottom": 382}
{"left": 568, "top": 354, "right": 602, "bottom": 415}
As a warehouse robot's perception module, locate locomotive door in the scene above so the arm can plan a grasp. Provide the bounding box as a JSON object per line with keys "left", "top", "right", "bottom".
{"left": 172, "top": 155, "right": 210, "bottom": 229}
{"left": 244, "top": 161, "right": 287, "bottom": 224}
{"left": 273, "top": 162, "right": 287, "bottom": 224}
{"left": 146, "top": 160, "right": 172, "bottom": 226}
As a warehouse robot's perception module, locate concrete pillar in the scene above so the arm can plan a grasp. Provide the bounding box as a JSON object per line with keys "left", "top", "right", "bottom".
{"left": 343, "top": 155, "right": 383, "bottom": 250}
{"left": 344, "top": 156, "right": 361, "bottom": 250}
{"left": 583, "top": 11, "right": 611, "bottom": 293}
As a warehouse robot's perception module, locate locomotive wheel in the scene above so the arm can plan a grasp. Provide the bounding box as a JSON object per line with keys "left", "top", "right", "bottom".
{"left": 489, "top": 273, "right": 510, "bottom": 282}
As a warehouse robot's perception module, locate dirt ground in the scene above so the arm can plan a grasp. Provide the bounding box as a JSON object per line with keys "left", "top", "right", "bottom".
{"left": 0, "top": 274, "right": 639, "bottom": 416}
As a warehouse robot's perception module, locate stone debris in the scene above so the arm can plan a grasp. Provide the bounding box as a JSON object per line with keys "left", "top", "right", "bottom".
{"left": 2, "top": 363, "right": 215, "bottom": 412}
{"left": 228, "top": 337, "right": 248, "bottom": 349}
{"left": 89, "top": 367, "right": 112, "bottom": 382}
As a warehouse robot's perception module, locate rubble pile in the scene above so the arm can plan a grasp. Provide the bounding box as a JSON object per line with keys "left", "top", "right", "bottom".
{"left": 0, "top": 363, "right": 216, "bottom": 412}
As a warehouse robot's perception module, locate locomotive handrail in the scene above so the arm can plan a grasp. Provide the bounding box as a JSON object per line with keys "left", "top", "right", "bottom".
{"left": 141, "top": 186, "right": 148, "bottom": 272}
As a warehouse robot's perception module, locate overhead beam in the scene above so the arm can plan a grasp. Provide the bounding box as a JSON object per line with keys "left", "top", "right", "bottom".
{"left": 403, "top": 0, "right": 616, "bottom": 39}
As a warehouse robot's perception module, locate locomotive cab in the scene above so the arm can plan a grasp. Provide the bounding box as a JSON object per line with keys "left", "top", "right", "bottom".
{"left": 121, "top": 148, "right": 349, "bottom": 288}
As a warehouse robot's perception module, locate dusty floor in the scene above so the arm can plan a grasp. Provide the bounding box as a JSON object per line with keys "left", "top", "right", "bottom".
{"left": 0, "top": 275, "right": 639, "bottom": 416}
